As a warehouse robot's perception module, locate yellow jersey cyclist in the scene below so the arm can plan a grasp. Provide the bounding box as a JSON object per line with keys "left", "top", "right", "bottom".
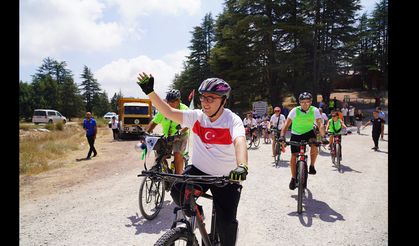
{"left": 145, "top": 89, "right": 189, "bottom": 174}
{"left": 279, "top": 92, "right": 328, "bottom": 190}
{"left": 137, "top": 73, "right": 248, "bottom": 246}
{"left": 325, "top": 110, "right": 347, "bottom": 150}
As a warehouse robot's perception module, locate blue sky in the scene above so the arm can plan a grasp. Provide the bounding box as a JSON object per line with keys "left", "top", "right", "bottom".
{"left": 19, "top": 0, "right": 379, "bottom": 99}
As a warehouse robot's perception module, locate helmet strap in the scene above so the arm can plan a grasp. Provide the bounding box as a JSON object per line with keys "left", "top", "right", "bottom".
{"left": 209, "top": 96, "right": 226, "bottom": 118}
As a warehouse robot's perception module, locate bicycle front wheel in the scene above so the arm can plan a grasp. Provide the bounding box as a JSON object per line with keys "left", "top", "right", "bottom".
{"left": 246, "top": 134, "right": 253, "bottom": 149}
{"left": 297, "top": 161, "right": 306, "bottom": 214}
{"left": 155, "top": 227, "right": 199, "bottom": 246}
{"left": 139, "top": 176, "right": 165, "bottom": 220}
{"left": 274, "top": 142, "right": 281, "bottom": 166}
{"left": 253, "top": 134, "right": 260, "bottom": 147}
{"left": 336, "top": 144, "right": 341, "bottom": 171}
{"left": 331, "top": 144, "right": 336, "bottom": 165}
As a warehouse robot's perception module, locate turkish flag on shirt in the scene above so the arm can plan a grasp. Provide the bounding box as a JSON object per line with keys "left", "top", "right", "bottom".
{"left": 188, "top": 89, "right": 195, "bottom": 102}
{"left": 192, "top": 121, "right": 232, "bottom": 145}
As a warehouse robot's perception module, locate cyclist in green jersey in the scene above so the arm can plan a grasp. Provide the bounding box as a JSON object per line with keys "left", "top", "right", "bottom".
{"left": 279, "top": 92, "right": 328, "bottom": 190}
{"left": 145, "top": 89, "right": 189, "bottom": 174}
{"left": 326, "top": 110, "right": 347, "bottom": 149}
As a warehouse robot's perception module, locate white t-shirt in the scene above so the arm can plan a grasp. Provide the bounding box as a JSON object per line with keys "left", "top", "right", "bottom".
{"left": 243, "top": 118, "right": 257, "bottom": 129}
{"left": 287, "top": 106, "right": 322, "bottom": 135}
{"left": 111, "top": 120, "right": 118, "bottom": 129}
{"left": 182, "top": 108, "right": 245, "bottom": 176}
{"left": 269, "top": 114, "right": 286, "bottom": 130}
{"left": 349, "top": 108, "right": 355, "bottom": 116}
{"left": 341, "top": 107, "right": 348, "bottom": 116}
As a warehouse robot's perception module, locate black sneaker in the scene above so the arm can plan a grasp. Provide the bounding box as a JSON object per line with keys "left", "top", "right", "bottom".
{"left": 309, "top": 165, "right": 316, "bottom": 175}
{"left": 289, "top": 178, "right": 296, "bottom": 190}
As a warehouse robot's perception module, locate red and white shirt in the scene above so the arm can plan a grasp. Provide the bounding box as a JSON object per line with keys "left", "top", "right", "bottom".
{"left": 182, "top": 108, "right": 245, "bottom": 176}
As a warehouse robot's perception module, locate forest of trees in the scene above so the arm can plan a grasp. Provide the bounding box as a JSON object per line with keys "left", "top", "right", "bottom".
{"left": 172, "top": 0, "right": 388, "bottom": 113}
{"left": 19, "top": 58, "right": 123, "bottom": 121}
{"left": 20, "top": 0, "right": 387, "bottom": 120}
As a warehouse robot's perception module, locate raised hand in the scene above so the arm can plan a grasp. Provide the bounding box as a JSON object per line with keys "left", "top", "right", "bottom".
{"left": 137, "top": 72, "right": 154, "bottom": 95}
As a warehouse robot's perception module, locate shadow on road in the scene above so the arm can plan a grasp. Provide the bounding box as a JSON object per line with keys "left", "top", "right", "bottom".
{"left": 126, "top": 200, "right": 176, "bottom": 235}
{"left": 318, "top": 149, "right": 330, "bottom": 157}
{"left": 271, "top": 159, "right": 290, "bottom": 168}
{"left": 376, "top": 149, "right": 388, "bottom": 154}
{"left": 332, "top": 163, "right": 362, "bottom": 174}
{"left": 288, "top": 189, "right": 345, "bottom": 227}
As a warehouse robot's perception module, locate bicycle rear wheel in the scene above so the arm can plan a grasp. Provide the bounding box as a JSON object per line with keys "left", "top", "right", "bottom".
{"left": 155, "top": 227, "right": 199, "bottom": 246}
{"left": 296, "top": 161, "right": 306, "bottom": 214}
{"left": 138, "top": 176, "right": 165, "bottom": 220}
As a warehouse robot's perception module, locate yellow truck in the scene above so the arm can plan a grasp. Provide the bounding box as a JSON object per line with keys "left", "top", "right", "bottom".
{"left": 117, "top": 98, "right": 153, "bottom": 139}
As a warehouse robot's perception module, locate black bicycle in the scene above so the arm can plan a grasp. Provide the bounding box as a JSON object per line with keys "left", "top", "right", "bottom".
{"left": 245, "top": 126, "right": 260, "bottom": 149}
{"left": 327, "top": 132, "right": 344, "bottom": 172}
{"left": 138, "top": 170, "right": 238, "bottom": 246}
{"left": 282, "top": 139, "right": 322, "bottom": 214}
{"left": 137, "top": 132, "right": 189, "bottom": 220}
{"left": 271, "top": 128, "right": 283, "bottom": 167}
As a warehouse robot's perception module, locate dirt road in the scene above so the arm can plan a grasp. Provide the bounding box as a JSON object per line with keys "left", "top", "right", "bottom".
{"left": 20, "top": 124, "right": 388, "bottom": 245}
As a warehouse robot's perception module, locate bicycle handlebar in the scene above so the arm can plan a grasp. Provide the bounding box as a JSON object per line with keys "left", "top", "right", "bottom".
{"left": 326, "top": 132, "right": 346, "bottom": 136}
{"left": 282, "top": 140, "right": 322, "bottom": 146}
{"left": 138, "top": 170, "right": 239, "bottom": 185}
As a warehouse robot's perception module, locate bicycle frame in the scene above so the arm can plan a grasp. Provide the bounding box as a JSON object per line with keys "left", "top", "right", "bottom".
{"left": 171, "top": 185, "right": 218, "bottom": 246}
{"left": 143, "top": 171, "right": 237, "bottom": 246}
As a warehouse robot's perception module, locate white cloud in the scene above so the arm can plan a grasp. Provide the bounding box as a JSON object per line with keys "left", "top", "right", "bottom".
{"left": 106, "top": 0, "right": 201, "bottom": 21}
{"left": 19, "top": 0, "right": 126, "bottom": 66}
{"left": 95, "top": 49, "right": 189, "bottom": 99}
{"left": 19, "top": 0, "right": 201, "bottom": 66}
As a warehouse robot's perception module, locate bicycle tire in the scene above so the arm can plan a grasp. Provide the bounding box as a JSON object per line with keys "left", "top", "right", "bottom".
{"left": 246, "top": 134, "right": 253, "bottom": 149}
{"left": 264, "top": 131, "right": 271, "bottom": 144}
{"left": 331, "top": 143, "right": 336, "bottom": 165}
{"left": 297, "top": 161, "right": 306, "bottom": 214}
{"left": 336, "top": 143, "right": 341, "bottom": 171}
{"left": 138, "top": 176, "right": 165, "bottom": 220}
{"left": 253, "top": 134, "right": 260, "bottom": 148}
{"left": 154, "top": 227, "right": 199, "bottom": 246}
{"left": 274, "top": 142, "right": 281, "bottom": 167}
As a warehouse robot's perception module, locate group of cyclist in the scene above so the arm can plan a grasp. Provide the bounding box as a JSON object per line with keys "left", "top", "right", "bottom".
{"left": 136, "top": 72, "right": 384, "bottom": 245}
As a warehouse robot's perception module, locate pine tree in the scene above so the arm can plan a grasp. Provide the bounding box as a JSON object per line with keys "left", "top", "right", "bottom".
{"left": 80, "top": 65, "right": 101, "bottom": 113}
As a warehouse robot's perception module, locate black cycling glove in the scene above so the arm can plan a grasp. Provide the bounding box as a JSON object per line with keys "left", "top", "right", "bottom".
{"left": 278, "top": 136, "right": 285, "bottom": 142}
{"left": 322, "top": 137, "right": 329, "bottom": 145}
{"left": 137, "top": 72, "right": 154, "bottom": 95}
{"left": 229, "top": 164, "right": 248, "bottom": 181}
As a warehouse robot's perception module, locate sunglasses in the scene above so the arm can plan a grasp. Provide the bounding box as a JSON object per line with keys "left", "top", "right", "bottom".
{"left": 199, "top": 95, "right": 223, "bottom": 103}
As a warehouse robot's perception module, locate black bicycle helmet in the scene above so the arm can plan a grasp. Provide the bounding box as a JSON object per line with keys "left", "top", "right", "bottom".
{"left": 165, "top": 89, "right": 181, "bottom": 101}
{"left": 198, "top": 78, "right": 231, "bottom": 99}
{"left": 298, "top": 92, "right": 313, "bottom": 101}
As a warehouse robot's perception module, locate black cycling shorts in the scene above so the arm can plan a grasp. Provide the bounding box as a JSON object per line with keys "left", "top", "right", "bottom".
{"left": 290, "top": 130, "right": 316, "bottom": 153}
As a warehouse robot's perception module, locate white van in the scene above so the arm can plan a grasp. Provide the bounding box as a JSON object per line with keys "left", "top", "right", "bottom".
{"left": 32, "top": 109, "right": 67, "bottom": 124}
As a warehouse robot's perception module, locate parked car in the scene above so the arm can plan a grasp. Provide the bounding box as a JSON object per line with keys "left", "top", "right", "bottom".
{"left": 103, "top": 112, "right": 118, "bottom": 121}
{"left": 32, "top": 109, "right": 67, "bottom": 124}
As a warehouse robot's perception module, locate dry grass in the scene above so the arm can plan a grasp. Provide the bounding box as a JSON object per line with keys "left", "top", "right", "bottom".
{"left": 19, "top": 123, "right": 85, "bottom": 175}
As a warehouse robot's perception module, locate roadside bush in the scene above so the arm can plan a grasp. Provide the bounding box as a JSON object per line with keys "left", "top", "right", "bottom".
{"left": 45, "top": 123, "right": 55, "bottom": 131}
{"left": 55, "top": 121, "right": 64, "bottom": 131}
